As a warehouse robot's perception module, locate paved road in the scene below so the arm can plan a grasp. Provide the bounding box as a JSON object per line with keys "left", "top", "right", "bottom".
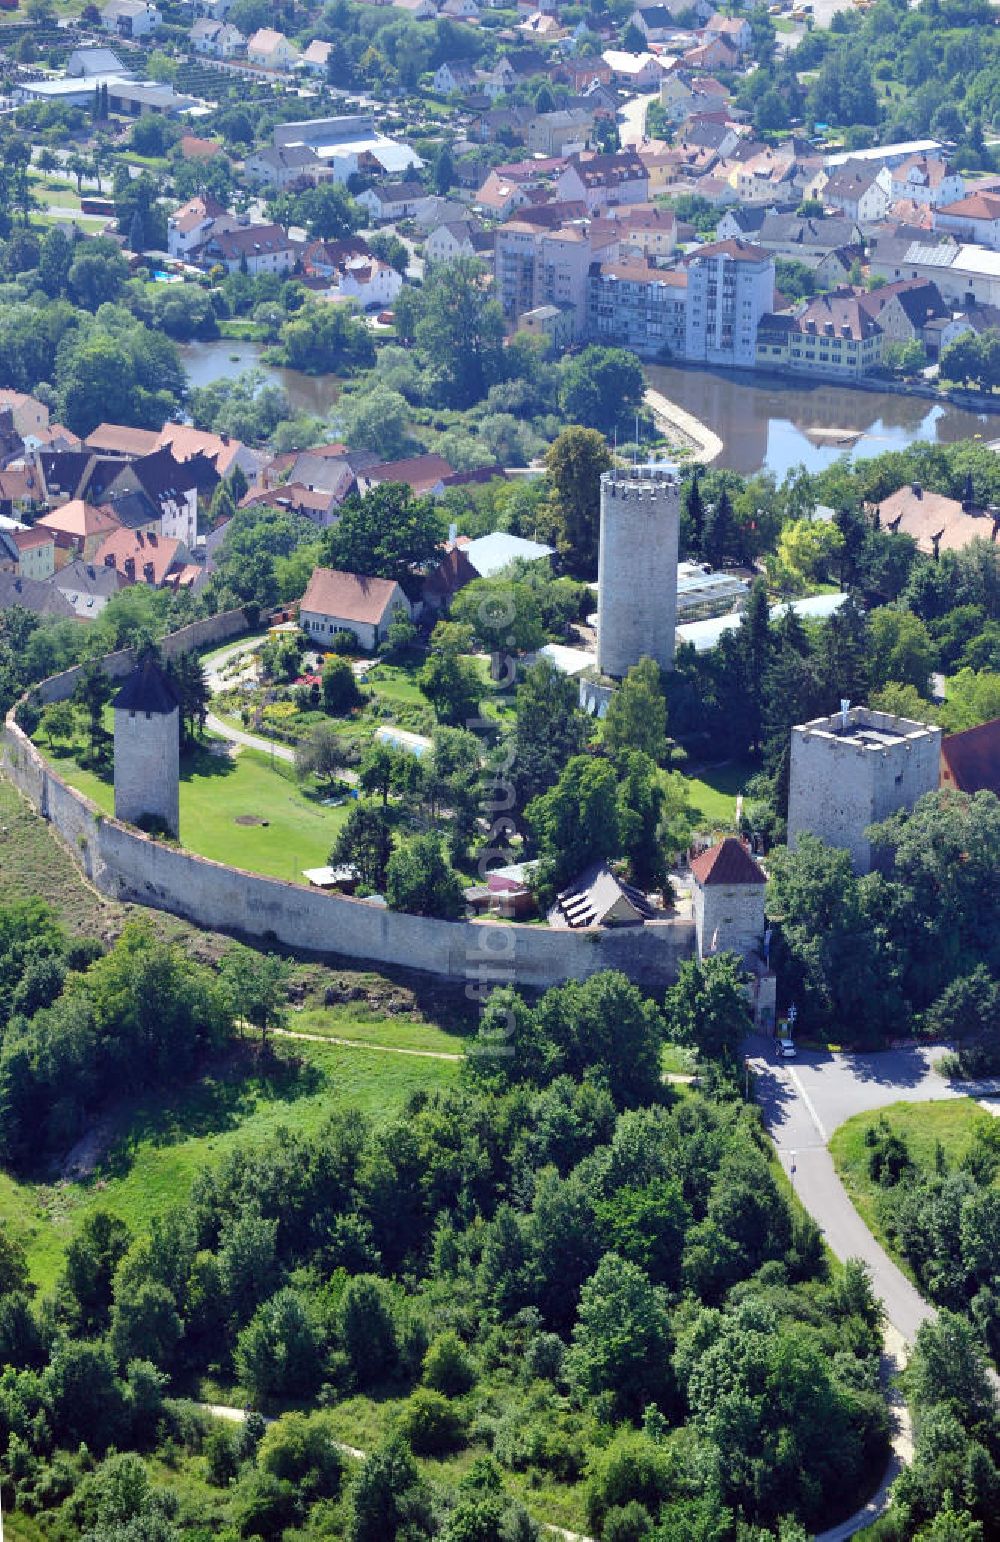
{"left": 618, "top": 90, "right": 659, "bottom": 148}
{"left": 748, "top": 1035, "right": 999, "bottom": 1343}
{"left": 203, "top": 637, "right": 297, "bottom": 764}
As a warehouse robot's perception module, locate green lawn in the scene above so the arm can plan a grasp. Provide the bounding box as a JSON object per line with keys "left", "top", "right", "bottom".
{"left": 363, "top": 660, "right": 432, "bottom": 710}
{"left": 50, "top": 738, "right": 351, "bottom": 885}
{"left": 680, "top": 758, "right": 756, "bottom": 827}
{"left": 0, "top": 1037, "right": 458, "bottom": 1294}
{"left": 830, "top": 1098, "right": 995, "bottom": 1248}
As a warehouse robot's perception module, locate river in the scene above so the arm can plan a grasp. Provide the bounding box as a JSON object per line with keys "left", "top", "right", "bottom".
{"left": 644, "top": 364, "right": 998, "bottom": 479}
{"left": 180, "top": 338, "right": 343, "bottom": 420}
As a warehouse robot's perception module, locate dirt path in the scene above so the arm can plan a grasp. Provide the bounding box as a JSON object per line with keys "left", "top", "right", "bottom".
{"left": 274, "top": 1026, "right": 463, "bottom": 1062}
{"left": 197, "top": 1402, "right": 594, "bottom": 1540}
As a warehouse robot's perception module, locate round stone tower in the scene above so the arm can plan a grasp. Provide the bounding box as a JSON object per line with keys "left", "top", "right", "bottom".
{"left": 597, "top": 463, "right": 680, "bottom": 679}
{"left": 112, "top": 653, "right": 181, "bottom": 838}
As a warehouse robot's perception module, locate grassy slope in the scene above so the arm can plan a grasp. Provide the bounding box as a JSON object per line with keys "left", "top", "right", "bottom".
{"left": 830, "top": 1098, "right": 994, "bottom": 1250}
{"left": 0, "top": 1036, "right": 458, "bottom": 1295}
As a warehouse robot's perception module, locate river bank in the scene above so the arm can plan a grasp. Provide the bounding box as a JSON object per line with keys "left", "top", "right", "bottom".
{"left": 644, "top": 387, "right": 723, "bottom": 463}
{"left": 644, "top": 363, "right": 998, "bottom": 477}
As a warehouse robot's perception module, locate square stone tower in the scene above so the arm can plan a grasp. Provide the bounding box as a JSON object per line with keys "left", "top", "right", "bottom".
{"left": 691, "top": 837, "right": 767, "bottom": 960}
{"left": 597, "top": 463, "right": 680, "bottom": 679}
{"left": 787, "top": 706, "right": 941, "bottom": 874}
{"left": 113, "top": 654, "right": 181, "bottom": 838}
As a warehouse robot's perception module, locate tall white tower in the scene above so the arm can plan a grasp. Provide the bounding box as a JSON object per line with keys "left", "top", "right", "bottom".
{"left": 597, "top": 464, "right": 681, "bottom": 679}
{"left": 113, "top": 654, "right": 181, "bottom": 838}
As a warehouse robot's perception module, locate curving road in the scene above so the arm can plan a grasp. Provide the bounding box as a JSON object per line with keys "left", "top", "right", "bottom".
{"left": 747, "top": 1036, "right": 1000, "bottom": 1539}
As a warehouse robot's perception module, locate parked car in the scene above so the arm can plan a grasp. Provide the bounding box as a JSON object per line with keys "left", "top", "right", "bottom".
{"left": 777, "top": 1038, "right": 797, "bottom": 1059}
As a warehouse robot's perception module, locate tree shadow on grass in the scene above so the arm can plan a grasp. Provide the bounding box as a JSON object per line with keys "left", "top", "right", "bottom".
{"left": 180, "top": 740, "right": 238, "bottom": 781}
{"left": 93, "top": 1048, "right": 325, "bottom": 1181}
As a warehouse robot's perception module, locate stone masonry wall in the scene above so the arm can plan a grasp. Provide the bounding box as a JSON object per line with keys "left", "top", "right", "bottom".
{"left": 2, "top": 647, "right": 695, "bottom": 992}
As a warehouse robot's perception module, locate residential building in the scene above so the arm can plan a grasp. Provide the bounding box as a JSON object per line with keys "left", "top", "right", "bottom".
{"left": 684, "top": 240, "right": 774, "bottom": 368}
{"left": 935, "top": 190, "right": 1000, "bottom": 250}
{"left": 517, "top": 303, "right": 576, "bottom": 352}
{"left": 602, "top": 50, "right": 665, "bottom": 89}
{"left": 243, "top": 144, "right": 328, "bottom": 191}
{"left": 526, "top": 108, "right": 595, "bottom": 158}
{"left": 167, "top": 193, "right": 238, "bottom": 259}
{"left": 859, "top": 277, "right": 948, "bottom": 350}
{"left": 631, "top": 4, "right": 680, "bottom": 43}
{"left": 659, "top": 71, "right": 731, "bottom": 124}
{"left": 94, "top": 527, "right": 191, "bottom": 588}
{"left": 0, "top": 390, "right": 49, "bottom": 440}
{"left": 703, "top": 11, "right": 751, "bottom": 53}
{"left": 0, "top": 525, "right": 56, "bottom": 582}
{"left": 52, "top": 557, "right": 129, "bottom": 620}
{"left": 815, "top": 160, "right": 893, "bottom": 223}
{"left": 299, "top": 567, "right": 411, "bottom": 650}
{"left": 556, "top": 151, "right": 649, "bottom": 213}
{"left": 890, "top": 156, "right": 963, "bottom": 210}
{"left": 195, "top": 223, "right": 298, "bottom": 275}
{"left": 495, "top": 219, "right": 596, "bottom": 335}
{"left": 101, "top": 0, "right": 160, "bottom": 38}
{"left": 683, "top": 37, "right": 738, "bottom": 72}
{"left": 356, "top": 181, "right": 434, "bottom": 223}
{"left": 357, "top": 453, "right": 458, "bottom": 498}
{"left": 426, "top": 219, "right": 485, "bottom": 264}
{"left": 757, "top": 292, "right": 881, "bottom": 378}
{"left": 298, "top": 39, "right": 333, "bottom": 74}
{"left": 326, "top": 255, "right": 402, "bottom": 309}
{"left": 612, "top": 205, "right": 678, "bottom": 263}
{"left": 0, "top": 466, "right": 42, "bottom": 521}
{"left": 876, "top": 482, "right": 1000, "bottom": 556}
{"left": 190, "top": 18, "right": 244, "bottom": 55}
{"left": 37, "top": 501, "right": 121, "bottom": 564}
{"left": 246, "top": 28, "right": 300, "bottom": 69}
{"left": 0, "top": 572, "right": 76, "bottom": 621}
{"left": 587, "top": 260, "right": 688, "bottom": 357}
{"left": 434, "top": 61, "right": 477, "bottom": 95}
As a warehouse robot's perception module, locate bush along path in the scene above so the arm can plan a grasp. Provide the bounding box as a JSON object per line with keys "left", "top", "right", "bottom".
{"left": 196, "top": 1402, "right": 594, "bottom": 1542}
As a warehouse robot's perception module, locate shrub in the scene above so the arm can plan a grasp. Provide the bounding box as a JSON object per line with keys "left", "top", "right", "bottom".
{"left": 393, "top": 1389, "right": 466, "bottom": 1456}
{"left": 422, "top": 1331, "right": 474, "bottom": 1396}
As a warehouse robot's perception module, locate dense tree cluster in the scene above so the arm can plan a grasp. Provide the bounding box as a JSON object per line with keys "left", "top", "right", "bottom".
{"left": 0, "top": 945, "right": 890, "bottom": 1539}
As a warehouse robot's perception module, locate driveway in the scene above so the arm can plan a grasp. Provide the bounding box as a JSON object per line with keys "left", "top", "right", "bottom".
{"left": 618, "top": 90, "right": 659, "bottom": 148}
{"left": 747, "top": 1035, "right": 999, "bottom": 1345}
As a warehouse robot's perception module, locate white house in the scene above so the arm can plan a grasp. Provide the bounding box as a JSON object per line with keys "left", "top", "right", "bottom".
{"left": 935, "top": 190, "right": 1000, "bottom": 250}
{"left": 167, "top": 193, "right": 239, "bottom": 259}
{"left": 890, "top": 156, "right": 963, "bottom": 210}
{"left": 300, "top": 567, "right": 411, "bottom": 651}
{"left": 195, "top": 223, "right": 298, "bottom": 275}
{"left": 101, "top": 0, "right": 161, "bottom": 37}
{"left": 814, "top": 161, "right": 893, "bottom": 223}
{"left": 327, "top": 255, "right": 403, "bottom": 308}
{"left": 298, "top": 39, "right": 333, "bottom": 74}
{"left": 601, "top": 50, "right": 665, "bottom": 89}
{"left": 246, "top": 27, "right": 300, "bottom": 70}
{"left": 356, "top": 181, "right": 434, "bottom": 223}
{"left": 426, "top": 219, "right": 478, "bottom": 264}
{"left": 190, "top": 18, "right": 244, "bottom": 56}
{"left": 433, "top": 60, "right": 477, "bottom": 95}
{"left": 244, "top": 144, "right": 328, "bottom": 190}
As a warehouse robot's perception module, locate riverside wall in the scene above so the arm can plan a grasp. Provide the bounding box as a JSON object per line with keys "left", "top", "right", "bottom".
{"left": 2, "top": 616, "right": 695, "bottom": 990}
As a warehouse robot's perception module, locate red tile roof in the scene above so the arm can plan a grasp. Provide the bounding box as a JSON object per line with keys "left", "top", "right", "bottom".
{"left": 690, "top": 838, "right": 765, "bottom": 886}
{"left": 940, "top": 718, "right": 1000, "bottom": 798}
{"left": 300, "top": 566, "right": 403, "bottom": 625}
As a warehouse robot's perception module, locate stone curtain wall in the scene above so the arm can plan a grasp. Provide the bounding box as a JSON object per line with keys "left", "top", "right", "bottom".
{"left": 32, "top": 608, "right": 252, "bottom": 708}
{"left": 2, "top": 612, "right": 695, "bottom": 989}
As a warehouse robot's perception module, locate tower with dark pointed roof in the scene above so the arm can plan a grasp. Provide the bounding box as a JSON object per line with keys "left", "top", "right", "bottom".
{"left": 112, "top": 653, "right": 181, "bottom": 837}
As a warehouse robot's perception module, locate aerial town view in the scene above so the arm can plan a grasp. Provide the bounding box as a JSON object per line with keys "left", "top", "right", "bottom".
{"left": 0, "top": 0, "right": 1000, "bottom": 1536}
